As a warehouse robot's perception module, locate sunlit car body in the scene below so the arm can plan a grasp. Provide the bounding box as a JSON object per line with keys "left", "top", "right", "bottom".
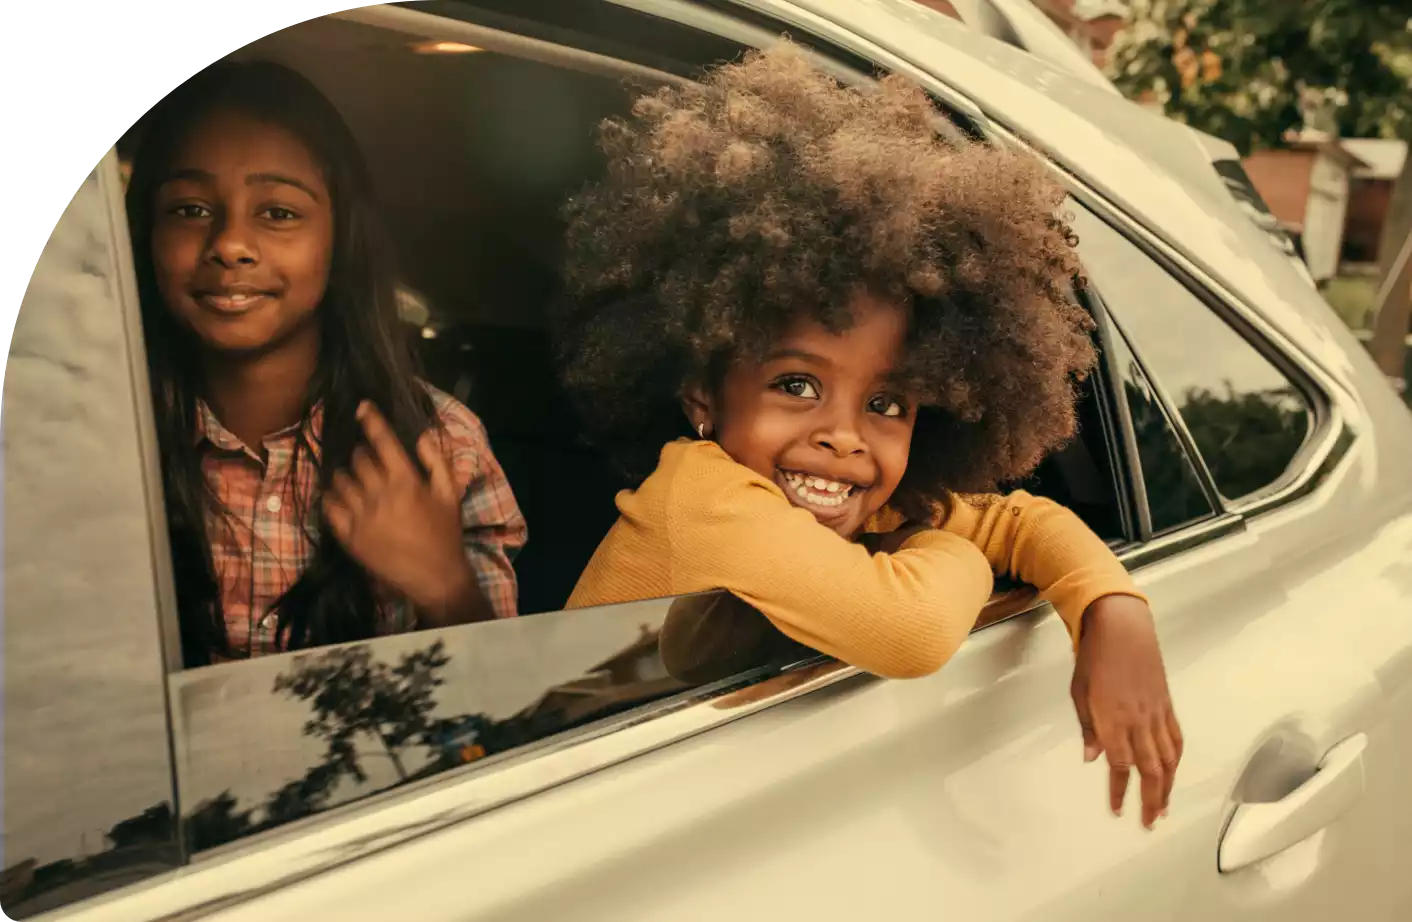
{"left": 6, "top": 2, "right": 1412, "bottom": 922}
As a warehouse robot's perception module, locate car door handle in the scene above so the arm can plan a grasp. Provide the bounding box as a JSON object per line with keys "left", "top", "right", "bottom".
{"left": 1218, "top": 732, "right": 1368, "bottom": 873}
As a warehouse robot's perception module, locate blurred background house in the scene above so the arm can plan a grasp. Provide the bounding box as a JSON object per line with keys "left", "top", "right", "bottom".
{"left": 1243, "top": 132, "right": 1368, "bottom": 286}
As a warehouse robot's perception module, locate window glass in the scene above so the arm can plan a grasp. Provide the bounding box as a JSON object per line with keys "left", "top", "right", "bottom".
{"left": 1106, "top": 324, "right": 1215, "bottom": 534}
{"left": 1069, "top": 204, "right": 1313, "bottom": 503}
{"left": 3, "top": 159, "right": 180, "bottom": 919}
{"left": 172, "top": 591, "right": 810, "bottom": 853}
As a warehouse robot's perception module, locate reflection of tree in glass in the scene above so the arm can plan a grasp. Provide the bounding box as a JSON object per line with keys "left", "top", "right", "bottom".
{"left": 273, "top": 640, "right": 452, "bottom": 788}
{"left": 1174, "top": 382, "right": 1309, "bottom": 501}
{"left": 189, "top": 641, "right": 475, "bottom": 852}
{"left": 183, "top": 792, "right": 255, "bottom": 852}
{"left": 175, "top": 628, "right": 699, "bottom": 855}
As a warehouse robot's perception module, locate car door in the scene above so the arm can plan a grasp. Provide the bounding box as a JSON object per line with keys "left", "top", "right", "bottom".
{"left": 3, "top": 151, "right": 183, "bottom": 920}
{"left": 1067, "top": 203, "right": 1412, "bottom": 921}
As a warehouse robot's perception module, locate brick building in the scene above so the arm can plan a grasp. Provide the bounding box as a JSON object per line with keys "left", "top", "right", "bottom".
{"left": 1341, "top": 139, "right": 1408, "bottom": 266}
{"left": 1243, "top": 135, "right": 1367, "bottom": 283}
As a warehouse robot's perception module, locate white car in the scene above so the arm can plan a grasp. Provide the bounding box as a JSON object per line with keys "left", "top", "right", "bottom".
{"left": 6, "top": 2, "right": 1412, "bottom": 921}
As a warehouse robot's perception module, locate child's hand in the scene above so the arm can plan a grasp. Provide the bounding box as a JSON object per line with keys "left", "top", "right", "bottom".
{"left": 1070, "top": 594, "right": 1182, "bottom": 829}
{"left": 323, "top": 401, "right": 490, "bottom": 626}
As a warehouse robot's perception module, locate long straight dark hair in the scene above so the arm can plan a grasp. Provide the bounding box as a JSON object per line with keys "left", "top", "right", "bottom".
{"left": 125, "top": 61, "right": 436, "bottom": 667}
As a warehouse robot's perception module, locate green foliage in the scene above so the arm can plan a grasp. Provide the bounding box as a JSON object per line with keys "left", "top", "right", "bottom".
{"left": 1109, "top": 0, "right": 1412, "bottom": 154}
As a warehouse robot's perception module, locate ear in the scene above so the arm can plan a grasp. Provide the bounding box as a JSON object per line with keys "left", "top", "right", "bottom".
{"left": 681, "top": 382, "right": 714, "bottom": 439}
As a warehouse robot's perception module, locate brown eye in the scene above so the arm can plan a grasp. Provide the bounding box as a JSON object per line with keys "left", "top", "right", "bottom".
{"left": 868, "top": 394, "right": 906, "bottom": 418}
{"left": 260, "top": 206, "right": 300, "bottom": 221}
{"left": 773, "top": 375, "right": 820, "bottom": 399}
{"left": 169, "top": 203, "right": 211, "bottom": 219}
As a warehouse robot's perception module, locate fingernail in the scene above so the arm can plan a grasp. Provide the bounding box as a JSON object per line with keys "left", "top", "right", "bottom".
{"left": 1113, "top": 806, "right": 1122, "bottom": 818}
{"left": 356, "top": 401, "right": 368, "bottom": 419}
{"left": 1084, "top": 745, "right": 1099, "bottom": 763}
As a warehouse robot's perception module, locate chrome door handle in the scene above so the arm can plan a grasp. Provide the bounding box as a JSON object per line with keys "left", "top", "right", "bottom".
{"left": 1218, "top": 732, "right": 1368, "bottom": 873}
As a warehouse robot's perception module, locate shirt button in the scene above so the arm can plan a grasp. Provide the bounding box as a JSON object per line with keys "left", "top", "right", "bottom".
{"left": 265, "top": 495, "right": 283, "bottom": 513}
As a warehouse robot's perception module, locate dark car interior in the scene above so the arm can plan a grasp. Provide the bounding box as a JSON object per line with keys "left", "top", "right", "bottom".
{"left": 128, "top": 9, "right": 1131, "bottom": 615}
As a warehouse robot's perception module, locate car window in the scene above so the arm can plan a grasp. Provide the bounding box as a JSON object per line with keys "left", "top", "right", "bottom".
{"left": 1067, "top": 204, "right": 1314, "bottom": 504}
{"left": 172, "top": 591, "right": 811, "bottom": 853}
{"left": 2, "top": 156, "right": 181, "bottom": 919}
{"left": 1103, "top": 318, "right": 1215, "bottom": 535}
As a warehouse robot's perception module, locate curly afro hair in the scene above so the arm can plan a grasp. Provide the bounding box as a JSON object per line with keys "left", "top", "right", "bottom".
{"left": 556, "top": 43, "right": 1096, "bottom": 516}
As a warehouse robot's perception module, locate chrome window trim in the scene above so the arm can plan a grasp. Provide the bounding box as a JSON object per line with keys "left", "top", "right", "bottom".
{"left": 1117, "top": 512, "right": 1245, "bottom": 572}
{"left": 1087, "top": 287, "right": 1174, "bottom": 541}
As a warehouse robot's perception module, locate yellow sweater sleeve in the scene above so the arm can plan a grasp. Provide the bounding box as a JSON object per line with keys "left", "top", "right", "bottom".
{"left": 663, "top": 445, "right": 995, "bottom": 679}
{"left": 929, "top": 490, "right": 1145, "bottom": 648}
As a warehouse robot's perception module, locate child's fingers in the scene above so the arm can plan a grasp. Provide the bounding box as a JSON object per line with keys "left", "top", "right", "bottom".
{"left": 328, "top": 470, "right": 365, "bottom": 520}
{"left": 1155, "top": 713, "right": 1182, "bottom": 816}
{"left": 350, "top": 444, "right": 385, "bottom": 495}
{"left": 322, "top": 491, "right": 354, "bottom": 542}
{"left": 416, "top": 431, "right": 457, "bottom": 505}
{"left": 1070, "top": 680, "right": 1102, "bottom": 763}
{"left": 1104, "top": 730, "right": 1134, "bottom": 817}
{"left": 356, "top": 401, "right": 415, "bottom": 479}
{"left": 1076, "top": 702, "right": 1101, "bottom": 763}
{"left": 1131, "top": 725, "right": 1165, "bottom": 829}
{"left": 1167, "top": 710, "right": 1185, "bottom": 765}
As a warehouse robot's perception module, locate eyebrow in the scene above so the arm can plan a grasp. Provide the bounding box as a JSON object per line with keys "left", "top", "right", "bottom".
{"left": 161, "top": 168, "right": 323, "bottom": 202}
{"left": 762, "top": 348, "right": 832, "bottom": 367}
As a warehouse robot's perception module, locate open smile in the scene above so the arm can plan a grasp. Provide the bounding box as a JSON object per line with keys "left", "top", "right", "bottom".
{"left": 777, "top": 469, "right": 869, "bottom": 514}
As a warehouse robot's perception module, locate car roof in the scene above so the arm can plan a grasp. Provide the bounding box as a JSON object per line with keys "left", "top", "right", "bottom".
{"left": 746, "top": 0, "right": 1357, "bottom": 382}
{"left": 957, "top": 0, "right": 1120, "bottom": 93}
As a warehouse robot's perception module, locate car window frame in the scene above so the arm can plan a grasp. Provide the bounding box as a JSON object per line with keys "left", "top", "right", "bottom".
{"left": 1063, "top": 196, "right": 1343, "bottom": 513}
{"left": 1081, "top": 285, "right": 1219, "bottom": 543}
{"left": 2, "top": 148, "right": 186, "bottom": 921}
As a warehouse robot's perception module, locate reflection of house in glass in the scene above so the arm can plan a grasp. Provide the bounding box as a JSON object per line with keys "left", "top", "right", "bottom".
{"left": 516, "top": 623, "right": 687, "bottom": 728}
{"left": 0, "top": 805, "right": 179, "bottom": 917}
{"left": 428, "top": 624, "right": 689, "bottom": 774}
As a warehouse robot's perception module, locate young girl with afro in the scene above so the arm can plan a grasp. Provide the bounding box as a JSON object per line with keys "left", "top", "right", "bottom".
{"left": 556, "top": 45, "right": 1180, "bottom": 828}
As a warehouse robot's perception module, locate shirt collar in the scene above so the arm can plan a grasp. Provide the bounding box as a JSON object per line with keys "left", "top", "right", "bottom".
{"left": 194, "top": 399, "right": 324, "bottom": 457}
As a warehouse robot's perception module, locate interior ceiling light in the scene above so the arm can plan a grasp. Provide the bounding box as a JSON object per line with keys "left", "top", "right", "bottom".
{"left": 410, "top": 40, "right": 483, "bottom": 54}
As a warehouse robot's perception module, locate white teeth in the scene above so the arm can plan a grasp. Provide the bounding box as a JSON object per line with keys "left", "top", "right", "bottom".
{"left": 208, "top": 292, "right": 261, "bottom": 308}
{"left": 783, "top": 471, "right": 855, "bottom": 508}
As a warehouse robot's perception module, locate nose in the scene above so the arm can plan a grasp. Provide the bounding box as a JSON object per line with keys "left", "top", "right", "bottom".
{"left": 204, "top": 213, "right": 260, "bottom": 268}
{"left": 810, "top": 408, "right": 867, "bottom": 458}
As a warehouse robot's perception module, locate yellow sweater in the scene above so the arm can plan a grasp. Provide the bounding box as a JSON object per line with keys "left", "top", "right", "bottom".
{"left": 567, "top": 439, "right": 1145, "bottom": 679}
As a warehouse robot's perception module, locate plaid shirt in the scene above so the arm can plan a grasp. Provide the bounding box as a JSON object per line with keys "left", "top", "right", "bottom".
{"left": 199, "top": 387, "right": 526, "bottom": 659}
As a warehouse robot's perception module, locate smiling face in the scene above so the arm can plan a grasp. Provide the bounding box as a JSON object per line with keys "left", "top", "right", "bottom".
{"left": 150, "top": 109, "right": 333, "bottom": 359}
{"left": 687, "top": 291, "right": 918, "bottom": 539}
